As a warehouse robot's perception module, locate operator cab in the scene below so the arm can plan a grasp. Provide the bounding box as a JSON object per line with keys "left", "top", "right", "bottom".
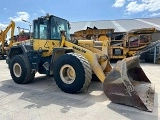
{"left": 33, "top": 14, "right": 71, "bottom": 40}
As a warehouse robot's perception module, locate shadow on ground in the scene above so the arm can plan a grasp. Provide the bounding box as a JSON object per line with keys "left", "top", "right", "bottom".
{"left": 0, "top": 75, "right": 158, "bottom": 118}
{"left": 0, "top": 75, "right": 107, "bottom": 113}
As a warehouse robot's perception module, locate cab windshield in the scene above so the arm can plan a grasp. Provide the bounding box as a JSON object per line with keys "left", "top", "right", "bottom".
{"left": 51, "top": 17, "right": 70, "bottom": 40}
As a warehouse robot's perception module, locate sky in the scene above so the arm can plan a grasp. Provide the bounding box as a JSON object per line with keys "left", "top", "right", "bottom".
{"left": 0, "top": 0, "right": 160, "bottom": 35}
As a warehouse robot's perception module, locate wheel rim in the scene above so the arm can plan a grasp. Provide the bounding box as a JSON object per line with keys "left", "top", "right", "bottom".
{"left": 60, "top": 64, "right": 76, "bottom": 84}
{"left": 13, "top": 63, "right": 22, "bottom": 77}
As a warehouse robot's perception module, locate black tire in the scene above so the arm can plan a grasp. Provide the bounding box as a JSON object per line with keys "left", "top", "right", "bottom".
{"left": 53, "top": 53, "right": 92, "bottom": 94}
{"left": 10, "top": 55, "right": 35, "bottom": 84}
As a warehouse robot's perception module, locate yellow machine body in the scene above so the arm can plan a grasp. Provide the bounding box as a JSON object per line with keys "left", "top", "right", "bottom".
{"left": 33, "top": 39, "right": 60, "bottom": 57}
{"left": 27, "top": 35, "right": 112, "bottom": 82}
{"left": 0, "top": 21, "right": 15, "bottom": 58}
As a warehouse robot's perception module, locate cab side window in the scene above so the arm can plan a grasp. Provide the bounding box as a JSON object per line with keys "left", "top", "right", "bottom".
{"left": 40, "top": 25, "right": 47, "bottom": 39}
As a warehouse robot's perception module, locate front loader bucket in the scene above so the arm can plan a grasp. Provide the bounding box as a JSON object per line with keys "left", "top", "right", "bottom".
{"left": 103, "top": 56, "right": 155, "bottom": 111}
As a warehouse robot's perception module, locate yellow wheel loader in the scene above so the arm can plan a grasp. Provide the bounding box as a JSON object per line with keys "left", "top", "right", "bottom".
{"left": 7, "top": 14, "right": 155, "bottom": 111}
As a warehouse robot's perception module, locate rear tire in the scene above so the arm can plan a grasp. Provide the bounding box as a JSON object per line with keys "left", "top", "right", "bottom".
{"left": 53, "top": 53, "right": 92, "bottom": 93}
{"left": 10, "top": 55, "right": 35, "bottom": 84}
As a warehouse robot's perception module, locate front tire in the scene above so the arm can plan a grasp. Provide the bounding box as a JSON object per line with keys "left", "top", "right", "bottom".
{"left": 10, "top": 55, "right": 35, "bottom": 84}
{"left": 53, "top": 53, "right": 92, "bottom": 94}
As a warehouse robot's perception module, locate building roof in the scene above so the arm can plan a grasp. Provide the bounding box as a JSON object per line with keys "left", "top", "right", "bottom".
{"left": 70, "top": 18, "right": 160, "bottom": 34}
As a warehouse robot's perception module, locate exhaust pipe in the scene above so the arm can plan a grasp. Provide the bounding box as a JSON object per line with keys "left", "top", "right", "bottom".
{"left": 103, "top": 56, "right": 155, "bottom": 111}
